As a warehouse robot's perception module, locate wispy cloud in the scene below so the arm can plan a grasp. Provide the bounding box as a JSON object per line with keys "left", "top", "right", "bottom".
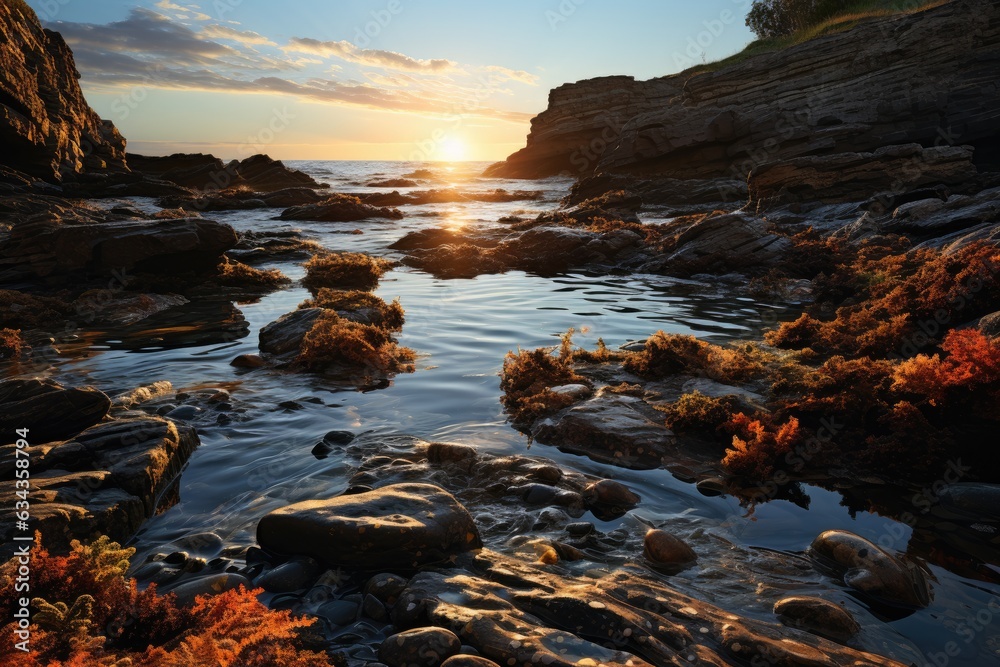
{"left": 46, "top": 8, "right": 532, "bottom": 123}
{"left": 200, "top": 24, "right": 276, "bottom": 46}
{"left": 283, "top": 37, "right": 457, "bottom": 74}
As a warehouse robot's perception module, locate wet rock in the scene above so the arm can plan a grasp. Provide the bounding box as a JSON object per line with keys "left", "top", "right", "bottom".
{"left": 0, "top": 414, "right": 199, "bottom": 559}
{"left": 318, "top": 599, "right": 360, "bottom": 625}
{"left": 426, "top": 442, "right": 477, "bottom": 464}
{"left": 809, "top": 530, "right": 932, "bottom": 608}
{"left": 256, "top": 483, "right": 483, "bottom": 570}
{"left": 695, "top": 477, "right": 727, "bottom": 497}
{"left": 280, "top": 194, "right": 403, "bottom": 222}
{"left": 365, "top": 573, "right": 409, "bottom": 607}
{"left": 643, "top": 529, "right": 697, "bottom": 571}
{"left": 548, "top": 384, "right": 592, "bottom": 400}
{"left": 582, "top": 479, "right": 641, "bottom": 509}
{"left": 255, "top": 557, "right": 322, "bottom": 593}
{"left": 564, "top": 173, "right": 747, "bottom": 211}
{"left": 933, "top": 483, "right": 1000, "bottom": 524}
{"left": 440, "top": 656, "right": 499, "bottom": 667}
{"left": 531, "top": 394, "right": 675, "bottom": 470}
{"left": 231, "top": 353, "right": 267, "bottom": 369}
{"left": 379, "top": 627, "right": 462, "bottom": 667}
{"left": 774, "top": 596, "right": 861, "bottom": 643}
{"left": 649, "top": 212, "right": 791, "bottom": 275}
{"left": 565, "top": 522, "right": 595, "bottom": 538}
{"left": 395, "top": 549, "right": 904, "bottom": 667}
{"left": 0, "top": 378, "right": 111, "bottom": 445}
{"left": 977, "top": 311, "right": 1000, "bottom": 340}
{"left": 112, "top": 381, "right": 173, "bottom": 410}
{"left": 363, "top": 593, "right": 389, "bottom": 621}
{"left": 165, "top": 573, "right": 252, "bottom": 606}
{"left": 128, "top": 152, "right": 326, "bottom": 192}
{"left": 258, "top": 308, "right": 325, "bottom": 358}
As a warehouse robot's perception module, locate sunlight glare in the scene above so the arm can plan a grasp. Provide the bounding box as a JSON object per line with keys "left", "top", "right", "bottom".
{"left": 439, "top": 138, "right": 467, "bottom": 162}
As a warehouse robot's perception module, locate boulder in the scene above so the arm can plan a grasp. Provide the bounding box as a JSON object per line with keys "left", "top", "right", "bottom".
{"left": 256, "top": 483, "right": 483, "bottom": 570}
{"left": 809, "top": 530, "right": 932, "bottom": 609}
{"left": 643, "top": 529, "right": 697, "bottom": 571}
{"left": 258, "top": 308, "right": 325, "bottom": 358}
{"left": 654, "top": 213, "right": 791, "bottom": 274}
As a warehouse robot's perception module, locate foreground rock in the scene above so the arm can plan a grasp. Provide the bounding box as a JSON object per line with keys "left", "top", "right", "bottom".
{"left": 773, "top": 596, "right": 861, "bottom": 643}
{"left": 379, "top": 627, "right": 462, "bottom": 667}
{"left": 489, "top": 0, "right": 1000, "bottom": 179}
{"left": 0, "top": 1, "right": 127, "bottom": 181}
{"left": 809, "top": 530, "right": 932, "bottom": 609}
{"left": 394, "top": 549, "right": 908, "bottom": 667}
{"left": 256, "top": 483, "right": 483, "bottom": 570}
{"left": 0, "top": 379, "right": 199, "bottom": 558}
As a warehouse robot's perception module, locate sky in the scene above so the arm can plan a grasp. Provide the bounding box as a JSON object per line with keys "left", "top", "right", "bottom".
{"left": 27, "top": 0, "right": 758, "bottom": 161}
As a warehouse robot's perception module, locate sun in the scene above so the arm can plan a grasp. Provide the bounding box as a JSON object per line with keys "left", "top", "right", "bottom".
{"left": 438, "top": 137, "right": 467, "bottom": 162}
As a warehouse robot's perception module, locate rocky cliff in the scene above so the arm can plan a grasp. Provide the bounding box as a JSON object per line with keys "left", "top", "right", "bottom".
{"left": 0, "top": 0, "right": 127, "bottom": 182}
{"left": 488, "top": 0, "right": 1000, "bottom": 180}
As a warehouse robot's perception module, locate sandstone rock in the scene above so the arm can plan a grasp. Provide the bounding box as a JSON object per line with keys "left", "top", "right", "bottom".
{"left": 0, "top": 2, "right": 127, "bottom": 181}
{"left": 565, "top": 173, "right": 747, "bottom": 210}
{"left": 0, "top": 413, "right": 198, "bottom": 558}
{"left": 884, "top": 185, "right": 1000, "bottom": 236}
{"left": 379, "top": 628, "right": 462, "bottom": 667}
{"left": 0, "top": 378, "right": 110, "bottom": 445}
{"left": 280, "top": 194, "right": 403, "bottom": 222}
{"left": 748, "top": 145, "right": 977, "bottom": 209}
{"left": 127, "top": 152, "right": 326, "bottom": 192}
{"left": 809, "top": 530, "right": 932, "bottom": 609}
{"left": 774, "top": 596, "right": 861, "bottom": 643}
{"left": 490, "top": 1, "right": 1000, "bottom": 182}
{"left": 256, "top": 483, "right": 483, "bottom": 570}
{"left": 530, "top": 394, "right": 675, "bottom": 470}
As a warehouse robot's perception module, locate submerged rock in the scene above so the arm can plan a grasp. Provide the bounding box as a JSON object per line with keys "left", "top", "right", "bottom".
{"left": 774, "top": 596, "right": 861, "bottom": 643}
{"left": 280, "top": 194, "right": 403, "bottom": 222}
{"left": 256, "top": 483, "right": 483, "bottom": 570}
{"left": 809, "top": 530, "right": 932, "bottom": 609}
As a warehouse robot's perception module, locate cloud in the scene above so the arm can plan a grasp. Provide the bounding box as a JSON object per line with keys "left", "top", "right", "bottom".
{"left": 484, "top": 65, "right": 539, "bottom": 86}
{"left": 200, "top": 24, "right": 276, "bottom": 46}
{"left": 155, "top": 0, "right": 211, "bottom": 20}
{"left": 44, "top": 8, "right": 533, "bottom": 124}
{"left": 284, "top": 37, "right": 457, "bottom": 73}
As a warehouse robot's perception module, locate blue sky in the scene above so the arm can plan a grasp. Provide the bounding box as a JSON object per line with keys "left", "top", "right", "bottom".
{"left": 27, "top": 0, "right": 757, "bottom": 160}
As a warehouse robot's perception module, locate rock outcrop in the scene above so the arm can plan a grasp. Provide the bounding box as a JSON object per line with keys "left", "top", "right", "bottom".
{"left": 489, "top": 0, "right": 1000, "bottom": 180}
{"left": 0, "top": 379, "right": 199, "bottom": 558}
{"left": 0, "top": 1, "right": 128, "bottom": 181}
{"left": 127, "top": 152, "right": 327, "bottom": 192}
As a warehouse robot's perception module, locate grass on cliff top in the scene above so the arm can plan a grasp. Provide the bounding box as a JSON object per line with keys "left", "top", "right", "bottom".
{"left": 684, "top": 0, "right": 949, "bottom": 76}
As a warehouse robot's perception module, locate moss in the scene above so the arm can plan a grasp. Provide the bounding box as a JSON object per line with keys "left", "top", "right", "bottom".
{"left": 217, "top": 258, "right": 290, "bottom": 289}
{"left": 299, "top": 288, "right": 405, "bottom": 330}
{"left": 500, "top": 332, "right": 592, "bottom": 426}
{"left": 0, "top": 328, "right": 25, "bottom": 359}
{"left": 295, "top": 311, "right": 415, "bottom": 378}
{"left": 623, "top": 332, "right": 772, "bottom": 384}
{"left": 659, "top": 391, "right": 743, "bottom": 434}
{"left": 302, "top": 251, "right": 393, "bottom": 292}
{"left": 0, "top": 290, "right": 72, "bottom": 330}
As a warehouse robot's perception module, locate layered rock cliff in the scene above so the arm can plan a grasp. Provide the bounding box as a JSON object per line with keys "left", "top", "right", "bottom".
{"left": 0, "top": 0, "right": 127, "bottom": 182}
{"left": 489, "top": 0, "right": 1000, "bottom": 180}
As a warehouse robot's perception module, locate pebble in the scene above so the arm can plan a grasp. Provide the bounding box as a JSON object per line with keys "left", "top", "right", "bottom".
{"left": 365, "top": 573, "right": 409, "bottom": 606}
{"left": 166, "top": 405, "right": 202, "bottom": 420}
{"left": 255, "top": 557, "right": 322, "bottom": 593}
{"left": 379, "top": 627, "right": 462, "bottom": 667}
{"left": 644, "top": 529, "right": 698, "bottom": 571}
{"left": 317, "top": 599, "right": 360, "bottom": 626}
{"left": 231, "top": 353, "right": 266, "bottom": 369}
{"left": 773, "top": 596, "right": 861, "bottom": 642}
{"left": 363, "top": 593, "right": 389, "bottom": 621}
{"left": 566, "top": 522, "right": 595, "bottom": 538}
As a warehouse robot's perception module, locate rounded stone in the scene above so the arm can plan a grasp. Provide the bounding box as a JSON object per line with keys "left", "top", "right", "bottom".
{"left": 317, "top": 599, "right": 360, "bottom": 626}
{"left": 365, "top": 573, "right": 409, "bottom": 606}
{"left": 166, "top": 573, "right": 252, "bottom": 606}
{"left": 441, "top": 656, "right": 500, "bottom": 667}
{"left": 255, "top": 558, "right": 322, "bottom": 593}
{"left": 774, "top": 596, "right": 861, "bottom": 642}
{"left": 379, "top": 627, "right": 462, "bottom": 667}
{"left": 583, "top": 479, "right": 641, "bottom": 509}
{"left": 644, "top": 529, "right": 697, "bottom": 570}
